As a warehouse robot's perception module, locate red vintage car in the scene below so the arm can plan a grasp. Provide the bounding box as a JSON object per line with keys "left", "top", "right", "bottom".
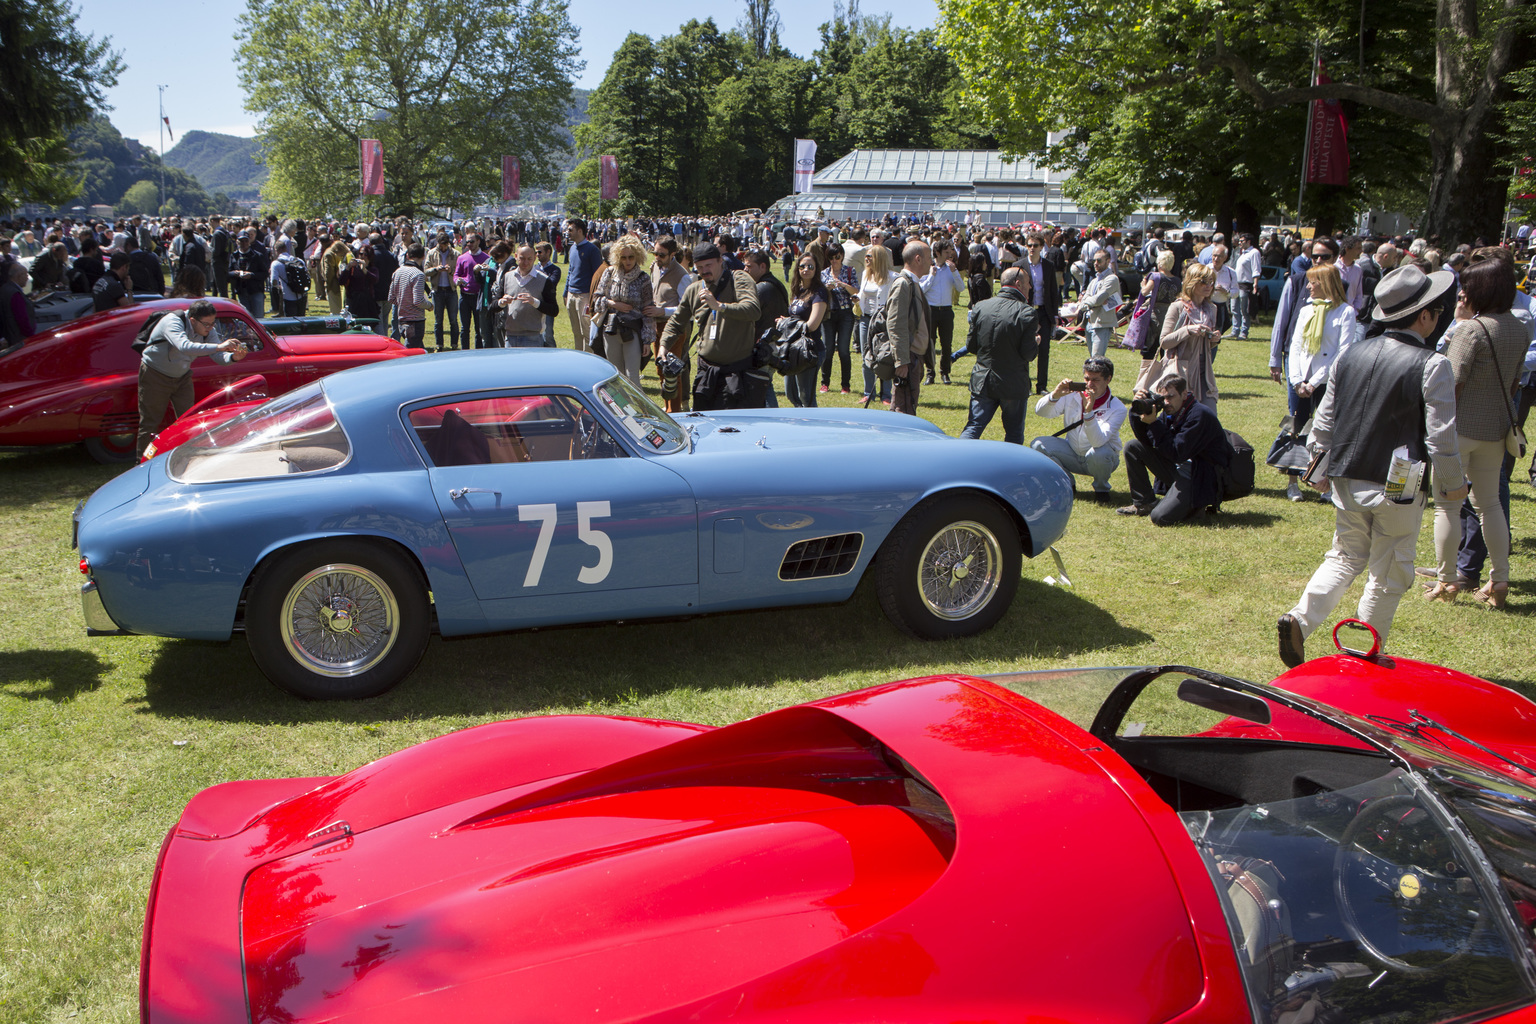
{"left": 140, "top": 640, "right": 1536, "bottom": 1024}
{"left": 0, "top": 298, "right": 420, "bottom": 462}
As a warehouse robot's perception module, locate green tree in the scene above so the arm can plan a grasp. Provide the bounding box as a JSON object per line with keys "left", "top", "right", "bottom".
{"left": 563, "top": 156, "right": 599, "bottom": 217}
{"left": 238, "top": 0, "right": 581, "bottom": 218}
{"left": 937, "top": 0, "right": 1530, "bottom": 241}
{"left": 0, "top": 0, "right": 122, "bottom": 209}
{"left": 117, "top": 180, "right": 160, "bottom": 215}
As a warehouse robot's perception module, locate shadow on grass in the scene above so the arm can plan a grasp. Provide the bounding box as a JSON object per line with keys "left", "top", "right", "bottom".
{"left": 0, "top": 649, "right": 108, "bottom": 701}
{"left": 0, "top": 444, "right": 121, "bottom": 509}
{"left": 135, "top": 578, "right": 1150, "bottom": 724}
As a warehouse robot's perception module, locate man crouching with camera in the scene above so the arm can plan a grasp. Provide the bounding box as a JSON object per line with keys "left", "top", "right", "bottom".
{"left": 1030, "top": 356, "right": 1127, "bottom": 503}
{"left": 1118, "top": 374, "right": 1233, "bottom": 524}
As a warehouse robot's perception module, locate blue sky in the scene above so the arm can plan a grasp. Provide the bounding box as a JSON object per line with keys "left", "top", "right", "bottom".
{"left": 73, "top": 0, "right": 943, "bottom": 148}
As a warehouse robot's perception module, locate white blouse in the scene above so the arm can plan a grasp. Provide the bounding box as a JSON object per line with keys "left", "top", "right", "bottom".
{"left": 1288, "top": 302, "right": 1358, "bottom": 388}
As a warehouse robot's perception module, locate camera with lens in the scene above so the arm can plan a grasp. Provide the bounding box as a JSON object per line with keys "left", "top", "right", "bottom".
{"left": 658, "top": 352, "right": 685, "bottom": 400}
{"left": 1129, "top": 394, "right": 1165, "bottom": 417}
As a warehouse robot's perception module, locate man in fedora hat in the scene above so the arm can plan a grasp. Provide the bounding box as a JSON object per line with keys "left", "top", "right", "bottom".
{"left": 1277, "top": 264, "right": 1467, "bottom": 667}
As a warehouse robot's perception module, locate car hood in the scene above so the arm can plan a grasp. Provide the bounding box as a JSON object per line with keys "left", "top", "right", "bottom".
{"left": 232, "top": 677, "right": 1205, "bottom": 1024}
{"left": 682, "top": 408, "right": 948, "bottom": 453}
{"left": 78, "top": 462, "right": 150, "bottom": 527}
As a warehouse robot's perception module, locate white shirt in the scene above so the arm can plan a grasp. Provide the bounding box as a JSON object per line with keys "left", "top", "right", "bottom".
{"left": 920, "top": 264, "right": 963, "bottom": 307}
{"left": 1234, "top": 246, "right": 1263, "bottom": 285}
{"left": 1211, "top": 265, "right": 1236, "bottom": 304}
{"left": 859, "top": 275, "right": 892, "bottom": 313}
{"left": 1287, "top": 302, "right": 1357, "bottom": 388}
{"left": 1034, "top": 391, "right": 1127, "bottom": 456}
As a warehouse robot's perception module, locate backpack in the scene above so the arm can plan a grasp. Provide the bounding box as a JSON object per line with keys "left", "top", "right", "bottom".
{"left": 1221, "top": 430, "right": 1256, "bottom": 501}
{"left": 862, "top": 281, "right": 920, "bottom": 381}
{"left": 968, "top": 271, "right": 993, "bottom": 306}
{"left": 131, "top": 311, "right": 185, "bottom": 354}
{"left": 285, "top": 257, "right": 311, "bottom": 295}
{"left": 180, "top": 238, "right": 207, "bottom": 270}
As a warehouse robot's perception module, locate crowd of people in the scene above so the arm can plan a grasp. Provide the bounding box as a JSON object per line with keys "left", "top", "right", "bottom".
{"left": 3, "top": 206, "right": 1534, "bottom": 661}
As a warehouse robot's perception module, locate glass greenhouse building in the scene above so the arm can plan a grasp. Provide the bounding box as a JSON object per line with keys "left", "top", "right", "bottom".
{"left": 765, "top": 149, "right": 1181, "bottom": 228}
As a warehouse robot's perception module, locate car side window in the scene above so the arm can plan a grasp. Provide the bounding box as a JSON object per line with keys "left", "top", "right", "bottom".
{"left": 408, "top": 394, "right": 624, "bottom": 467}
{"left": 217, "top": 316, "right": 262, "bottom": 352}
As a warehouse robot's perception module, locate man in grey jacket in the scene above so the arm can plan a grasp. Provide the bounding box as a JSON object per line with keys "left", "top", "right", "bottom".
{"left": 136, "top": 299, "right": 247, "bottom": 457}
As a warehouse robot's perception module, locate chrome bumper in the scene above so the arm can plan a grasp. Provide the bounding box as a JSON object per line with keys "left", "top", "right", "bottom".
{"left": 81, "top": 581, "right": 131, "bottom": 636}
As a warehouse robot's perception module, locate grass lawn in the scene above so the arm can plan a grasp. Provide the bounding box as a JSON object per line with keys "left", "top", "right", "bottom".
{"left": 3, "top": 268, "right": 1534, "bottom": 1022}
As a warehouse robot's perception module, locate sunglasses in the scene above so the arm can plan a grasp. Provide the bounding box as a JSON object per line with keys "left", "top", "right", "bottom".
{"left": 1312, "top": 252, "right": 1336, "bottom": 261}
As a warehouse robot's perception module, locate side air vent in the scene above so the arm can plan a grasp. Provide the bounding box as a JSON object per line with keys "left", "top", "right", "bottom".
{"left": 779, "top": 533, "right": 863, "bottom": 580}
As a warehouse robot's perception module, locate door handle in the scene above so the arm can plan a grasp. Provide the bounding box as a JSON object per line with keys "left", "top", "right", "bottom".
{"left": 449, "top": 487, "right": 502, "bottom": 501}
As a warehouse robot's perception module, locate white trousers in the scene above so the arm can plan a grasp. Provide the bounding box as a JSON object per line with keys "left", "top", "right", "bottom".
{"left": 1288, "top": 480, "right": 1425, "bottom": 648}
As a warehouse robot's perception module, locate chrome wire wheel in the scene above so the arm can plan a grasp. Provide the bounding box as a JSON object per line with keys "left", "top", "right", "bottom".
{"left": 915, "top": 520, "right": 1003, "bottom": 621}
{"left": 279, "top": 563, "right": 399, "bottom": 678}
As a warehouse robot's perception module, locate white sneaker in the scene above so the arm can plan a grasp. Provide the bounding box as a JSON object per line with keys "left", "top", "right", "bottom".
{"left": 1286, "top": 478, "right": 1305, "bottom": 502}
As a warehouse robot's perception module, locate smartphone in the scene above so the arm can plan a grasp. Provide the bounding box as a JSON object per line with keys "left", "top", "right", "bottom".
{"left": 1065, "top": 381, "right": 1088, "bottom": 392}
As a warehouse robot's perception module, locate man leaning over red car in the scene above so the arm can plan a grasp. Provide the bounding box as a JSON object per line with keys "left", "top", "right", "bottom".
{"left": 136, "top": 298, "right": 248, "bottom": 458}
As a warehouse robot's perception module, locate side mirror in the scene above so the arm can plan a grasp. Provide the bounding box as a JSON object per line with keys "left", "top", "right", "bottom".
{"left": 1177, "top": 679, "right": 1272, "bottom": 725}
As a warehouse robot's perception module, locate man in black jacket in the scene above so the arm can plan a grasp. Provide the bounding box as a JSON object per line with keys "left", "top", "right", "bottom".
{"left": 370, "top": 232, "right": 399, "bottom": 336}
{"left": 1021, "top": 232, "right": 1061, "bottom": 394}
{"left": 959, "top": 267, "right": 1038, "bottom": 443}
{"left": 210, "top": 216, "right": 230, "bottom": 298}
{"left": 1118, "top": 375, "right": 1233, "bottom": 525}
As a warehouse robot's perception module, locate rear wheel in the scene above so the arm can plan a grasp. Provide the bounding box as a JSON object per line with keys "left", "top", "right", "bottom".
{"left": 83, "top": 432, "right": 137, "bottom": 464}
{"left": 246, "top": 540, "right": 428, "bottom": 699}
{"left": 875, "top": 493, "right": 1022, "bottom": 640}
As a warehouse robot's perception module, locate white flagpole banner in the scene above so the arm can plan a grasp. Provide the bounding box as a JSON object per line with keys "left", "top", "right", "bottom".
{"left": 794, "top": 139, "right": 817, "bottom": 193}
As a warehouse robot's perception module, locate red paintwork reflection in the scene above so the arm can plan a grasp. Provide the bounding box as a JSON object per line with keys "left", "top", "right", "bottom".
{"left": 240, "top": 786, "right": 949, "bottom": 1023}
{"left": 0, "top": 298, "right": 420, "bottom": 449}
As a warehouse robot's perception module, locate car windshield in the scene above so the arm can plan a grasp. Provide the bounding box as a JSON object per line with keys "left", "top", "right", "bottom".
{"left": 593, "top": 375, "right": 686, "bottom": 454}
{"left": 166, "top": 383, "right": 349, "bottom": 483}
{"left": 1082, "top": 667, "right": 1536, "bottom": 1024}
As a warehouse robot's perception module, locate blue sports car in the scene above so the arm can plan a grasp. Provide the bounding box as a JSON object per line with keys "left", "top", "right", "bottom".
{"left": 73, "top": 350, "right": 1073, "bottom": 699}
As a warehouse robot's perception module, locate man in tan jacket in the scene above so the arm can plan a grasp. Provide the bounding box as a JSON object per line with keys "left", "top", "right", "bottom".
{"left": 888, "top": 241, "right": 933, "bottom": 415}
{"left": 658, "top": 242, "right": 761, "bottom": 410}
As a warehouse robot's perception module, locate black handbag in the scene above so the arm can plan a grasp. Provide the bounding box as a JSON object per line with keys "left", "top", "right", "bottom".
{"left": 755, "top": 317, "right": 825, "bottom": 377}
{"left": 1265, "top": 414, "right": 1313, "bottom": 472}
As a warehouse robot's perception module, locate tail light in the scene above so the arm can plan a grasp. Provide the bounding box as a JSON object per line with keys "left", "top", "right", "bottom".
{"left": 79, "top": 558, "right": 90, "bottom": 576}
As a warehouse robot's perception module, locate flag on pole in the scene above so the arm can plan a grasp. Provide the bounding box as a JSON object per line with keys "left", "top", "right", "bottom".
{"left": 599, "top": 155, "right": 619, "bottom": 200}
{"left": 163, "top": 116, "right": 174, "bottom": 141}
{"left": 1305, "top": 62, "right": 1349, "bottom": 186}
{"left": 360, "top": 139, "right": 385, "bottom": 196}
{"left": 502, "top": 156, "right": 520, "bottom": 201}
{"left": 794, "top": 139, "right": 817, "bottom": 193}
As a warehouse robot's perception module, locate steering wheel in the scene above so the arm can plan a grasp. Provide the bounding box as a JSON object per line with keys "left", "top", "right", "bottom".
{"left": 1332, "top": 795, "right": 1483, "bottom": 973}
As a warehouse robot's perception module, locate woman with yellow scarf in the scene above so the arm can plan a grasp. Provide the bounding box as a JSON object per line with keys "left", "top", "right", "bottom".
{"left": 1284, "top": 264, "right": 1356, "bottom": 501}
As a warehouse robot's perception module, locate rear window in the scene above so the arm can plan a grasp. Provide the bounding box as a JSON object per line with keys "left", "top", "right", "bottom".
{"left": 166, "top": 384, "right": 349, "bottom": 482}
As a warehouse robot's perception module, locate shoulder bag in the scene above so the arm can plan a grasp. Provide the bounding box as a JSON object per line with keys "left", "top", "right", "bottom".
{"left": 1474, "top": 320, "right": 1527, "bottom": 459}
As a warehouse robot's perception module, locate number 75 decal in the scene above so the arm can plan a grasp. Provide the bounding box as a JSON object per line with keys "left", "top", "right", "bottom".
{"left": 518, "top": 502, "right": 612, "bottom": 586}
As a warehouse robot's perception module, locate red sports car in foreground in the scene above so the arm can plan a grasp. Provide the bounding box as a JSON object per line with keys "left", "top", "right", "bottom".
{"left": 0, "top": 299, "right": 419, "bottom": 462}
{"left": 141, "top": 636, "right": 1536, "bottom": 1024}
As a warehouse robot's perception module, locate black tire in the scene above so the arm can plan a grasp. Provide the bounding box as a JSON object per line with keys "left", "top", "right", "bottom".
{"left": 875, "top": 493, "right": 1022, "bottom": 640}
{"left": 83, "top": 432, "right": 137, "bottom": 464}
{"left": 246, "top": 540, "right": 429, "bottom": 699}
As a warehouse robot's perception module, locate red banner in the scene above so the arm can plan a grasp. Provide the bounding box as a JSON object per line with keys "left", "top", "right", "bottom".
{"left": 1305, "top": 63, "right": 1349, "bottom": 186}
{"left": 360, "top": 139, "right": 385, "bottom": 196}
{"left": 502, "top": 155, "right": 520, "bottom": 202}
{"left": 599, "top": 154, "right": 619, "bottom": 201}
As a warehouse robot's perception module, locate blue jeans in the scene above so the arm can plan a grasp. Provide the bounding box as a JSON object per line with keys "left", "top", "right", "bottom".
{"left": 1030, "top": 435, "right": 1120, "bottom": 491}
{"left": 960, "top": 392, "right": 1025, "bottom": 444}
{"left": 543, "top": 314, "right": 557, "bottom": 347}
{"left": 433, "top": 286, "right": 458, "bottom": 348}
{"left": 236, "top": 290, "right": 265, "bottom": 319}
{"left": 506, "top": 332, "right": 543, "bottom": 348}
{"left": 1231, "top": 284, "right": 1252, "bottom": 338}
{"left": 821, "top": 308, "right": 854, "bottom": 390}
{"left": 1088, "top": 326, "right": 1113, "bottom": 359}
{"left": 785, "top": 366, "right": 818, "bottom": 407}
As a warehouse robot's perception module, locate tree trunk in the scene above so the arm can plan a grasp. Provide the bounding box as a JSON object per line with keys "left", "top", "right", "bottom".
{"left": 1422, "top": 107, "right": 1506, "bottom": 243}
{"left": 1232, "top": 198, "right": 1262, "bottom": 239}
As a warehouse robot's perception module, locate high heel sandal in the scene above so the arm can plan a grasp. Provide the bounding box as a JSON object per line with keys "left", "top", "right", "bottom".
{"left": 1423, "top": 582, "right": 1460, "bottom": 603}
{"left": 1471, "top": 582, "right": 1509, "bottom": 609}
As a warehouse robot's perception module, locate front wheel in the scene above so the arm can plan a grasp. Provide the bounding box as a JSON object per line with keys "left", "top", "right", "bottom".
{"left": 875, "top": 493, "right": 1022, "bottom": 640}
{"left": 246, "top": 540, "right": 429, "bottom": 699}
{"left": 83, "top": 432, "right": 137, "bottom": 464}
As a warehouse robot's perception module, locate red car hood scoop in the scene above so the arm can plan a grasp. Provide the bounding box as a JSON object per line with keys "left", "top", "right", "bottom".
{"left": 240, "top": 783, "right": 950, "bottom": 1023}
{"left": 277, "top": 334, "right": 398, "bottom": 356}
